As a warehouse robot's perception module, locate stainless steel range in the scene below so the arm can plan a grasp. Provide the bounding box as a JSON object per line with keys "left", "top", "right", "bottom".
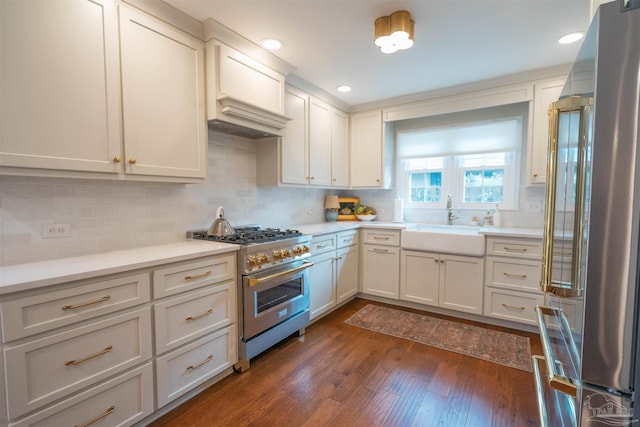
{"left": 190, "top": 226, "right": 312, "bottom": 372}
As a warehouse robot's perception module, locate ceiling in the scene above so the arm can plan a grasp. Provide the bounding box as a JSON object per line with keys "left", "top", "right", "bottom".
{"left": 164, "top": 0, "right": 595, "bottom": 106}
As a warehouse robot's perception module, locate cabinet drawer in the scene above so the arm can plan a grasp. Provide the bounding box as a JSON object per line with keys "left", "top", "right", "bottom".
{"left": 5, "top": 307, "right": 152, "bottom": 419}
{"left": 484, "top": 288, "right": 544, "bottom": 325}
{"left": 310, "top": 234, "right": 337, "bottom": 254}
{"left": 153, "top": 255, "right": 236, "bottom": 299}
{"left": 156, "top": 325, "right": 237, "bottom": 408}
{"left": 337, "top": 230, "right": 358, "bottom": 248}
{"left": 1, "top": 272, "right": 151, "bottom": 343}
{"left": 485, "top": 237, "right": 542, "bottom": 260}
{"left": 154, "top": 281, "right": 235, "bottom": 354}
{"left": 362, "top": 229, "right": 400, "bottom": 246}
{"left": 9, "top": 363, "right": 154, "bottom": 427}
{"left": 485, "top": 257, "right": 541, "bottom": 292}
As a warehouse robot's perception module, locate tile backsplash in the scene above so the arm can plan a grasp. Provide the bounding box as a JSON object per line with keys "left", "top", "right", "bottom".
{"left": 0, "top": 130, "right": 545, "bottom": 266}
{"left": 0, "top": 131, "right": 328, "bottom": 265}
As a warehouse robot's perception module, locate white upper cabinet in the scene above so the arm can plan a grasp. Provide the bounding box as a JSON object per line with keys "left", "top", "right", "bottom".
{"left": 331, "top": 109, "right": 349, "bottom": 188}
{"left": 0, "top": 0, "right": 121, "bottom": 174}
{"left": 0, "top": 0, "right": 207, "bottom": 182}
{"left": 257, "top": 85, "right": 349, "bottom": 188}
{"left": 350, "top": 110, "right": 392, "bottom": 188}
{"left": 119, "top": 5, "right": 206, "bottom": 179}
{"left": 308, "top": 98, "right": 332, "bottom": 187}
{"left": 279, "top": 86, "right": 310, "bottom": 185}
{"left": 527, "top": 76, "right": 566, "bottom": 185}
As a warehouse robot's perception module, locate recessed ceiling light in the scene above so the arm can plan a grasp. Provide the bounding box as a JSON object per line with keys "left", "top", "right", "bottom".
{"left": 261, "top": 38, "right": 283, "bottom": 50}
{"left": 337, "top": 85, "right": 352, "bottom": 93}
{"left": 558, "top": 32, "right": 584, "bottom": 44}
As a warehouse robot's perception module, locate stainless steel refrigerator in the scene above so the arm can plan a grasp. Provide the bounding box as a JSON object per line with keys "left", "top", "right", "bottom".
{"left": 535, "top": 1, "right": 640, "bottom": 426}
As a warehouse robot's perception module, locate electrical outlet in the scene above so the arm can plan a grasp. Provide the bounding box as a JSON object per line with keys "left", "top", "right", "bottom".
{"left": 525, "top": 201, "right": 542, "bottom": 213}
{"left": 42, "top": 223, "right": 71, "bottom": 238}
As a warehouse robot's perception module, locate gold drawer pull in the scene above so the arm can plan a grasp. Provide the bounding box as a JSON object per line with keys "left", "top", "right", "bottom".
{"left": 316, "top": 244, "right": 328, "bottom": 249}
{"left": 128, "top": 158, "right": 136, "bottom": 164}
{"left": 65, "top": 346, "right": 113, "bottom": 366}
{"left": 112, "top": 155, "right": 121, "bottom": 163}
{"left": 503, "top": 272, "right": 528, "bottom": 279}
{"left": 504, "top": 246, "right": 527, "bottom": 252}
{"left": 502, "top": 303, "right": 526, "bottom": 311}
{"left": 62, "top": 295, "right": 111, "bottom": 310}
{"left": 185, "top": 270, "right": 212, "bottom": 281}
{"left": 374, "top": 236, "right": 390, "bottom": 240}
{"left": 373, "top": 248, "right": 389, "bottom": 253}
{"left": 186, "top": 308, "right": 213, "bottom": 321}
{"left": 74, "top": 405, "right": 115, "bottom": 427}
{"left": 187, "top": 354, "right": 213, "bottom": 371}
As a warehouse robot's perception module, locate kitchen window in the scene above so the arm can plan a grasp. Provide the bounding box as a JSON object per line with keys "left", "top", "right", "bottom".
{"left": 396, "top": 104, "right": 525, "bottom": 210}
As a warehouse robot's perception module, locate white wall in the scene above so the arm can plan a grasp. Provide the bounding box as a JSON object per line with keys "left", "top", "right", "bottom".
{"left": 0, "top": 131, "right": 328, "bottom": 266}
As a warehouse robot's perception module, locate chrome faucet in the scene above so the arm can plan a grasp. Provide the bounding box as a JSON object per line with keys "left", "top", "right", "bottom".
{"left": 447, "top": 194, "right": 459, "bottom": 225}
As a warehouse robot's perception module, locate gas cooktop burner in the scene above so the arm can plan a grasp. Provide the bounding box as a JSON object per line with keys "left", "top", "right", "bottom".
{"left": 192, "top": 226, "right": 303, "bottom": 245}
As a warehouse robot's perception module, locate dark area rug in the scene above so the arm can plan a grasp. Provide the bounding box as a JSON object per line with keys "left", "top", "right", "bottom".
{"left": 344, "top": 304, "right": 532, "bottom": 372}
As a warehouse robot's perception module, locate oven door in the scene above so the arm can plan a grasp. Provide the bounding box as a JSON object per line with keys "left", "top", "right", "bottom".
{"left": 242, "top": 260, "right": 312, "bottom": 340}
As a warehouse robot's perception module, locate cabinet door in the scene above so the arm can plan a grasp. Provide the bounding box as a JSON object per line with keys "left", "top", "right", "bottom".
{"left": 119, "top": 5, "right": 206, "bottom": 179}
{"left": 308, "top": 98, "right": 332, "bottom": 187}
{"left": 400, "top": 250, "right": 439, "bottom": 306}
{"left": 0, "top": 0, "right": 121, "bottom": 173}
{"left": 528, "top": 77, "right": 565, "bottom": 184}
{"left": 331, "top": 109, "right": 349, "bottom": 187}
{"left": 309, "top": 251, "right": 336, "bottom": 320}
{"left": 361, "top": 245, "right": 400, "bottom": 299}
{"left": 439, "top": 255, "right": 484, "bottom": 314}
{"left": 350, "top": 110, "right": 383, "bottom": 188}
{"left": 336, "top": 246, "right": 358, "bottom": 304}
{"left": 280, "top": 86, "right": 309, "bottom": 185}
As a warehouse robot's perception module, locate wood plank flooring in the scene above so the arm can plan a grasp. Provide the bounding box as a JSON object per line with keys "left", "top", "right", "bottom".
{"left": 149, "top": 298, "right": 542, "bottom": 427}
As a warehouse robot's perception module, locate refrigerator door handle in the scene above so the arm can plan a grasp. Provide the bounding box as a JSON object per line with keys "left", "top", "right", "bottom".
{"left": 535, "top": 305, "right": 581, "bottom": 397}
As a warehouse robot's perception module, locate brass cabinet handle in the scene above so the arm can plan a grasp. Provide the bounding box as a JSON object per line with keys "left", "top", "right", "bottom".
{"left": 186, "top": 308, "right": 213, "bottom": 321}
{"left": 112, "top": 155, "right": 121, "bottom": 163}
{"left": 374, "top": 236, "right": 390, "bottom": 240}
{"left": 332, "top": 178, "right": 337, "bottom": 182}
{"left": 74, "top": 405, "right": 115, "bottom": 427}
{"left": 502, "top": 303, "right": 525, "bottom": 310}
{"left": 533, "top": 173, "right": 539, "bottom": 178}
{"left": 187, "top": 354, "right": 213, "bottom": 371}
{"left": 504, "top": 246, "right": 527, "bottom": 252}
{"left": 65, "top": 345, "right": 113, "bottom": 366}
{"left": 128, "top": 158, "right": 136, "bottom": 164}
{"left": 185, "top": 271, "right": 212, "bottom": 281}
{"left": 306, "top": 176, "right": 315, "bottom": 180}
{"left": 373, "top": 248, "right": 389, "bottom": 253}
{"left": 62, "top": 295, "right": 111, "bottom": 310}
{"left": 316, "top": 244, "right": 327, "bottom": 249}
{"left": 503, "top": 272, "right": 527, "bottom": 279}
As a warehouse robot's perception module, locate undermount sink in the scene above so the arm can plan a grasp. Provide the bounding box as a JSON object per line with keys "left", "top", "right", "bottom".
{"left": 401, "top": 224, "right": 485, "bottom": 257}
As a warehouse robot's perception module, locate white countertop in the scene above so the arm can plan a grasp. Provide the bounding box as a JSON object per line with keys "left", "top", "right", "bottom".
{"left": 0, "top": 240, "right": 239, "bottom": 295}
{"left": 0, "top": 223, "right": 543, "bottom": 295}
{"left": 299, "top": 221, "right": 542, "bottom": 239}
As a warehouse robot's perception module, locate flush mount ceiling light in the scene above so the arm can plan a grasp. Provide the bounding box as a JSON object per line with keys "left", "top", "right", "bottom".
{"left": 374, "top": 10, "right": 415, "bottom": 54}
{"left": 558, "top": 32, "right": 584, "bottom": 44}
{"left": 337, "top": 85, "right": 352, "bottom": 93}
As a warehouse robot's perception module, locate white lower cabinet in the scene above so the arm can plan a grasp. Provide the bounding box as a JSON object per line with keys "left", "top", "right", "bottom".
{"left": 1, "top": 251, "right": 237, "bottom": 427}
{"left": 400, "top": 250, "right": 484, "bottom": 315}
{"left": 9, "top": 363, "right": 154, "bottom": 427}
{"left": 361, "top": 229, "right": 400, "bottom": 299}
{"left": 483, "top": 236, "right": 545, "bottom": 325}
{"left": 156, "top": 325, "right": 237, "bottom": 408}
{"left": 309, "top": 230, "right": 358, "bottom": 320}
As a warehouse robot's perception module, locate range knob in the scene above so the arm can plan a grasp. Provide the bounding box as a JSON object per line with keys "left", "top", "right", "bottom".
{"left": 258, "top": 253, "right": 270, "bottom": 265}
{"left": 247, "top": 255, "right": 258, "bottom": 267}
{"left": 293, "top": 246, "right": 303, "bottom": 256}
{"left": 301, "top": 245, "right": 310, "bottom": 254}
{"left": 272, "top": 250, "right": 282, "bottom": 260}
{"left": 280, "top": 249, "right": 291, "bottom": 259}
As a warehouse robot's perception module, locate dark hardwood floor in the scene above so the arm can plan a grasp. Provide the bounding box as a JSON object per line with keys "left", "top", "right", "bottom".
{"left": 149, "top": 298, "right": 542, "bottom": 427}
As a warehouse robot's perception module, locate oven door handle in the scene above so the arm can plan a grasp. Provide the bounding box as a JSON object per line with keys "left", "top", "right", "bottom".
{"left": 247, "top": 261, "right": 314, "bottom": 287}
